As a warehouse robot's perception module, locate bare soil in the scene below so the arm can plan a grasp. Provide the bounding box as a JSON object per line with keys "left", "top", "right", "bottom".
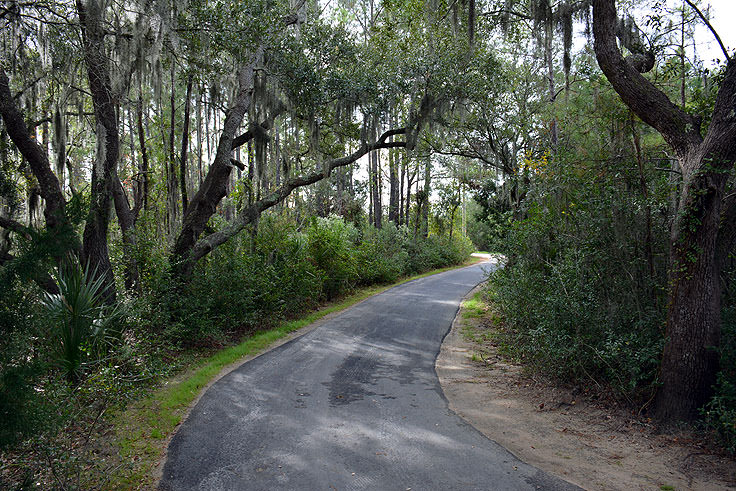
{"left": 436, "top": 285, "right": 736, "bottom": 491}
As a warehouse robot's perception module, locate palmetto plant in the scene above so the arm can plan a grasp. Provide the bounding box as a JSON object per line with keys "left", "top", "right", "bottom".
{"left": 43, "top": 259, "right": 122, "bottom": 384}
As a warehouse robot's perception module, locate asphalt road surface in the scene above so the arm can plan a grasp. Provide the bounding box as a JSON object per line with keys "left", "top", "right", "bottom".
{"left": 160, "top": 262, "right": 577, "bottom": 490}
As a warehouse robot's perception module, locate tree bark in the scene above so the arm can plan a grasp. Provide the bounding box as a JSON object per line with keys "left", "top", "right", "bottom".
{"left": 0, "top": 68, "right": 66, "bottom": 230}
{"left": 172, "top": 47, "right": 264, "bottom": 275}
{"left": 388, "top": 127, "right": 399, "bottom": 224}
{"left": 168, "top": 61, "right": 179, "bottom": 231}
{"left": 77, "top": 0, "right": 140, "bottom": 294}
{"left": 136, "top": 94, "right": 150, "bottom": 212}
{"left": 593, "top": 0, "right": 736, "bottom": 422}
{"left": 77, "top": 0, "right": 118, "bottom": 299}
{"left": 420, "top": 158, "right": 431, "bottom": 238}
{"left": 180, "top": 77, "right": 193, "bottom": 213}
{"left": 544, "top": 14, "right": 558, "bottom": 147}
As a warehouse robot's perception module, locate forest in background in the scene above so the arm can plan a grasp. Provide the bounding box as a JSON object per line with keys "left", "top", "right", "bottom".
{"left": 1, "top": 0, "right": 735, "bottom": 487}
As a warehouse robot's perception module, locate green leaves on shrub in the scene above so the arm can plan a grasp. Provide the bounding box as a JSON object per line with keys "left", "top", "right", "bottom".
{"left": 702, "top": 309, "right": 736, "bottom": 452}
{"left": 43, "top": 259, "right": 123, "bottom": 384}
{"left": 148, "top": 215, "right": 474, "bottom": 347}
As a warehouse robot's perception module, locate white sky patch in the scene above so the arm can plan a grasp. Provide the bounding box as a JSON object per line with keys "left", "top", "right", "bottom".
{"left": 691, "top": 0, "right": 736, "bottom": 65}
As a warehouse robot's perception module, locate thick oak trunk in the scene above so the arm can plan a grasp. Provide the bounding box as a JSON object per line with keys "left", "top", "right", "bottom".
{"left": 657, "top": 167, "right": 723, "bottom": 420}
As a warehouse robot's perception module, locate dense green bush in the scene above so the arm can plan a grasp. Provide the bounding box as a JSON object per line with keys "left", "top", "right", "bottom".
{"left": 488, "top": 162, "right": 669, "bottom": 400}
{"left": 141, "top": 215, "right": 474, "bottom": 347}
{"left": 304, "top": 216, "right": 359, "bottom": 299}
{"left": 703, "top": 308, "right": 736, "bottom": 452}
{"left": 0, "top": 283, "right": 55, "bottom": 449}
{"left": 355, "top": 224, "right": 409, "bottom": 284}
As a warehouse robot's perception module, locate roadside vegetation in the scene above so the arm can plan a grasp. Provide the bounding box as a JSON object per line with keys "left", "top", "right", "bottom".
{"left": 2, "top": 0, "right": 736, "bottom": 487}
{"left": 1, "top": 217, "right": 473, "bottom": 488}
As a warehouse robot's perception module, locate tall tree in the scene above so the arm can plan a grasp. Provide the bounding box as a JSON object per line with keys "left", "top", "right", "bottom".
{"left": 592, "top": 0, "right": 736, "bottom": 422}
{"left": 77, "top": 0, "right": 140, "bottom": 294}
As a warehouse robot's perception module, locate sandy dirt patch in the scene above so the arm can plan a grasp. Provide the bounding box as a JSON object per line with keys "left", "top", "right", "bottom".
{"left": 436, "top": 285, "right": 736, "bottom": 491}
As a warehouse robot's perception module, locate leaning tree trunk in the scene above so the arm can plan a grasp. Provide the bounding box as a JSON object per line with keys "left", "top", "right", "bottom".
{"left": 0, "top": 69, "right": 66, "bottom": 231}
{"left": 172, "top": 48, "right": 264, "bottom": 278}
{"left": 78, "top": 0, "right": 143, "bottom": 294}
{"left": 77, "top": 0, "right": 119, "bottom": 300}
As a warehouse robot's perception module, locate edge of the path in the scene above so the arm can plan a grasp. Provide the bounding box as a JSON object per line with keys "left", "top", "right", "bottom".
{"left": 107, "top": 256, "right": 487, "bottom": 489}
{"left": 434, "top": 278, "right": 583, "bottom": 491}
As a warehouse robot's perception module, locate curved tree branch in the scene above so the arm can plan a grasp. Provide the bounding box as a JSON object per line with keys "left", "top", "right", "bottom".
{"left": 0, "top": 68, "right": 66, "bottom": 229}
{"left": 177, "top": 130, "right": 408, "bottom": 274}
{"left": 0, "top": 216, "right": 32, "bottom": 240}
{"left": 592, "top": 0, "right": 702, "bottom": 159}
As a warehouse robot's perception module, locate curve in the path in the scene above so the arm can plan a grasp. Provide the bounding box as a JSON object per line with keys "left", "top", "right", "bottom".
{"left": 160, "top": 262, "right": 578, "bottom": 491}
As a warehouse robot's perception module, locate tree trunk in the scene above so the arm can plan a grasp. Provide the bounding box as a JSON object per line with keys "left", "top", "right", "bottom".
{"left": 544, "top": 15, "right": 558, "bottom": 147}
{"left": 405, "top": 160, "right": 414, "bottom": 230}
{"left": 373, "top": 150, "right": 382, "bottom": 228}
{"left": 399, "top": 151, "right": 405, "bottom": 225}
{"left": 0, "top": 69, "right": 66, "bottom": 231}
{"left": 180, "top": 77, "right": 193, "bottom": 213}
{"left": 137, "top": 94, "right": 150, "bottom": 212}
{"left": 168, "top": 61, "right": 179, "bottom": 232}
{"left": 657, "top": 165, "right": 724, "bottom": 419}
{"left": 172, "top": 47, "right": 264, "bottom": 277}
{"left": 77, "top": 0, "right": 120, "bottom": 300}
{"left": 420, "top": 158, "right": 431, "bottom": 238}
{"left": 388, "top": 144, "right": 399, "bottom": 224}
{"left": 78, "top": 0, "right": 142, "bottom": 294}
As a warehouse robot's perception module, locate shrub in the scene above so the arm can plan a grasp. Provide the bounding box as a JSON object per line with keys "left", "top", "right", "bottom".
{"left": 0, "top": 286, "right": 55, "bottom": 449}
{"left": 355, "top": 224, "right": 409, "bottom": 284}
{"left": 43, "top": 259, "right": 124, "bottom": 383}
{"left": 703, "top": 308, "right": 736, "bottom": 452}
{"left": 304, "top": 216, "right": 358, "bottom": 299}
{"left": 487, "top": 167, "right": 669, "bottom": 400}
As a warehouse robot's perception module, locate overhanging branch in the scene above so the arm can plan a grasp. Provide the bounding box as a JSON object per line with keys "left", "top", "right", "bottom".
{"left": 187, "top": 129, "right": 408, "bottom": 264}
{"left": 0, "top": 216, "right": 32, "bottom": 239}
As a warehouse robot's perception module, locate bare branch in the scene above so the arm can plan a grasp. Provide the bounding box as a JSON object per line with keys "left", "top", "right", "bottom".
{"left": 684, "top": 0, "right": 731, "bottom": 63}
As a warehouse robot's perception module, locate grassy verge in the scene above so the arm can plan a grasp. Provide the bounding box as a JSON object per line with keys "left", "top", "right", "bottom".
{"left": 107, "top": 257, "right": 484, "bottom": 489}
{"left": 458, "top": 288, "right": 508, "bottom": 364}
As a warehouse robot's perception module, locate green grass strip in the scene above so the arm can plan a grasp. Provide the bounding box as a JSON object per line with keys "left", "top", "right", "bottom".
{"left": 107, "top": 258, "right": 482, "bottom": 489}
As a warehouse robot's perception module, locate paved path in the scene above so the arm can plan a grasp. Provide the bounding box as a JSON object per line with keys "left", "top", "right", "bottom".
{"left": 161, "top": 262, "right": 577, "bottom": 490}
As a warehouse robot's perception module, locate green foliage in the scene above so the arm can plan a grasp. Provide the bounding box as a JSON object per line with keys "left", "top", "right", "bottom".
{"left": 304, "top": 216, "right": 359, "bottom": 299}
{"left": 468, "top": 181, "right": 514, "bottom": 252}
{"left": 355, "top": 224, "right": 409, "bottom": 284}
{"left": 488, "top": 152, "right": 669, "bottom": 399}
{"left": 703, "top": 308, "right": 736, "bottom": 453}
{"left": 0, "top": 201, "right": 89, "bottom": 449}
{"left": 43, "top": 259, "right": 124, "bottom": 383}
{"left": 0, "top": 283, "right": 56, "bottom": 449}
{"left": 130, "top": 214, "right": 473, "bottom": 348}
